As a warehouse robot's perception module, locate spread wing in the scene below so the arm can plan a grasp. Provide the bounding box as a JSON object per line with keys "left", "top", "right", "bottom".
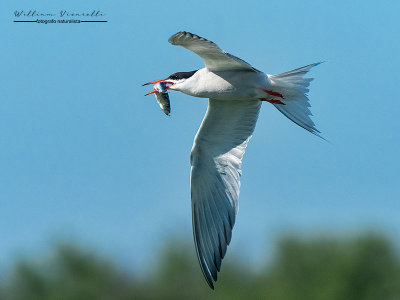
{"left": 190, "top": 99, "right": 261, "bottom": 289}
{"left": 168, "top": 31, "right": 257, "bottom": 72}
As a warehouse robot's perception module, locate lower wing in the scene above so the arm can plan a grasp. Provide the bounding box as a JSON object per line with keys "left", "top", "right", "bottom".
{"left": 190, "top": 99, "right": 261, "bottom": 288}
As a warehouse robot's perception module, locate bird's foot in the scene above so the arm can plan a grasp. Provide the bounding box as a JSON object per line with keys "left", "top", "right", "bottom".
{"left": 259, "top": 98, "right": 285, "bottom": 105}
{"left": 262, "top": 89, "right": 284, "bottom": 99}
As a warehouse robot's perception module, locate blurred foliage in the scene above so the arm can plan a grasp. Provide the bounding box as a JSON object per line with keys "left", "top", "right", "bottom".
{"left": 1, "top": 233, "right": 400, "bottom": 300}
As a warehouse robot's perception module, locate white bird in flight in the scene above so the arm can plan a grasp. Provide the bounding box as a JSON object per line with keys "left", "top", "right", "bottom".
{"left": 143, "top": 31, "right": 323, "bottom": 289}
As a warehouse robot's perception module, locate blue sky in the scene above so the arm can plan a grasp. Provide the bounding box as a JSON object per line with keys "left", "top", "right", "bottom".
{"left": 1, "top": 0, "right": 399, "bottom": 272}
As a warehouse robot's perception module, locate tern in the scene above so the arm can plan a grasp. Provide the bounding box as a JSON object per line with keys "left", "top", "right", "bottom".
{"left": 144, "top": 31, "right": 323, "bottom": 289}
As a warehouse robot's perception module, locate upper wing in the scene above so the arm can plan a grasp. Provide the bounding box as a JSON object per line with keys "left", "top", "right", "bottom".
{"left": 190, "top": 99, "right": 261, "bottom": 289}
{"left": 168, "top": 31, "right": 257, "bottom": 72}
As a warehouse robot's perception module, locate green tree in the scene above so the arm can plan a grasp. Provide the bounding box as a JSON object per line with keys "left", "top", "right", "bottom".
{"left": 1, "top": 233, "right": 400, "bottom": 300}
{"left": 0, "top": 244, "right": 137, "bottom": 300}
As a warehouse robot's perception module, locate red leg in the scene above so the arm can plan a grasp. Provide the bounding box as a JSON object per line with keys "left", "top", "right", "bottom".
{"left": 259, "top": 98, "right": 285, "bottom": 105}
{"left": 262, "top": 89, "right": 284, "bottom": 99}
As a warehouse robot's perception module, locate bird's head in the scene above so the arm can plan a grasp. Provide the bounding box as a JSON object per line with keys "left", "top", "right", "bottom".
{"left": 143, "top": 70, "right": 198, "bottom": 95}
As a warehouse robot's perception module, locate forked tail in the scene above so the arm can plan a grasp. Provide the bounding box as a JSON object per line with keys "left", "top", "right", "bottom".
{"left": 267, "top": 62, "right": 324, "bottom": 139}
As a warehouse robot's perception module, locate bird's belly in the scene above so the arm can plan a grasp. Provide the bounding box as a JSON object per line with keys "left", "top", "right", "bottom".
{"left": 182, "top": 70, "right": 268, "bottom": 100}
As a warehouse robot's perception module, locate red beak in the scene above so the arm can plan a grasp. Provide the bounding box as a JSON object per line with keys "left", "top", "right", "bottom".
{"left": 143, "top": 79, "right": 174, "bottom": 96}
{"left": 142, "top": 79, "right": 167, "bottom": 86}
{"left": 144, "top": 90, "right": 157, "bottom": 96}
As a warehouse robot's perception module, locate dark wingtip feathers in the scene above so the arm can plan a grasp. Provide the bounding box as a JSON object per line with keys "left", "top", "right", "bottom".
{"left": 168, "top": 31, "right": 214, "bottom": 46}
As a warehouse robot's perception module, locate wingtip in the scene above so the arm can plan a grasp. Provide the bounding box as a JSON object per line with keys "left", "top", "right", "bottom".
{"left": 168, "top": 32, "right": 178, "bottom": 44}
{"left": 316, "top": 133, "right": 331, "bottom": 143}
{"left": 311, "top": 130, "right": 330, "bottom": 142}
{"left": 201, "top": 267, "right": 215, "bottom": 290}
{"left": 208, "top": 281, "right": 215, "bottom": 290}
{"left": 314, "top": 61, "right": 327, "bottom": 67}
{"left": 168, "top": 31, "right": 187, "bottom": 44}
{"left": 168, "top": 31, "right": 210, "bottom": 46}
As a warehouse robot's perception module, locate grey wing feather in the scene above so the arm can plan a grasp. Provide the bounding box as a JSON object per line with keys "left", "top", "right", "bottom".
{"left": 168, "top": 31, "right": 257, "bottom": 72}
{"left": 190, "top": 99, "right": 261, "bottom": 289}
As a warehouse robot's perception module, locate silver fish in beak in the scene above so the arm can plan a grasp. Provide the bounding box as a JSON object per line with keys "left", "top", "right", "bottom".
{"left": 153, "top": 82, "right": 171, "bottom": 115}
{"left": 143, "top": 80, "right": 173, "bottom": 115}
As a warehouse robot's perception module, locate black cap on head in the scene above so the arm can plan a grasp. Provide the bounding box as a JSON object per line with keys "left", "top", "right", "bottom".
{"left": 167, "top": 70, "right": 198, "bottom": 81}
